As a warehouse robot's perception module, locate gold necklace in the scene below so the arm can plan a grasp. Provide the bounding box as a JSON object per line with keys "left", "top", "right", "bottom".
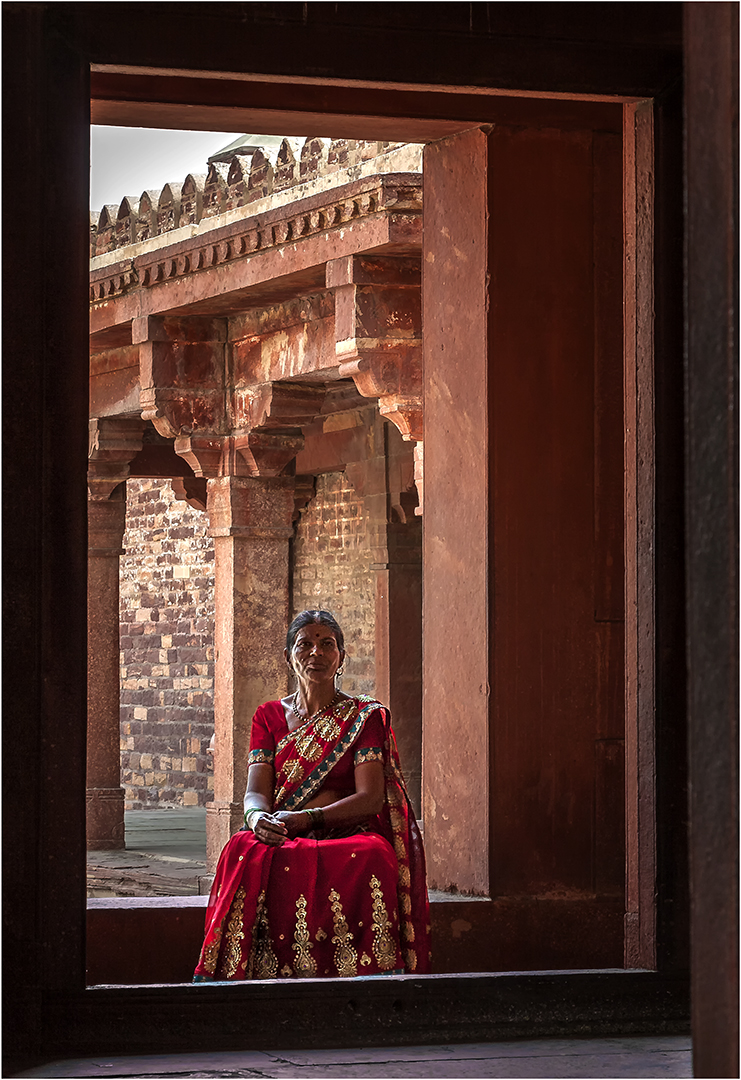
{"left": 291, "top": 690, "right": 341, "bottom": 723}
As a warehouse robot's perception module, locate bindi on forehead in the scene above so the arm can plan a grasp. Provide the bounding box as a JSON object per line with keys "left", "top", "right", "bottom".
{"left": 294, "top": 628, "right": 338, "bottom": 647}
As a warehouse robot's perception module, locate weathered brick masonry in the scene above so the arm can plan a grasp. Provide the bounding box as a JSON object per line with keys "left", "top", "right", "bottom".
{"left": 119, "top": 479, "right": 215, "bottom": 808}
{"left": 292, "top": 471, "right": 376, "bottom": 699}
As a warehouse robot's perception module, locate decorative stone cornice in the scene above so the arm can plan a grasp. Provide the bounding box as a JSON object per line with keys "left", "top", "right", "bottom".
{"left": 89, "top": 173, "right": 422, "bottom": 311}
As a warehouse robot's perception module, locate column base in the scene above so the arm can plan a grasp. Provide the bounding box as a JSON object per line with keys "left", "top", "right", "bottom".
{"left": 206, "top": 801, "right": 243, "bottom": 872}
{"left": 86, "top": 787, "right": 125, "bottom": 850}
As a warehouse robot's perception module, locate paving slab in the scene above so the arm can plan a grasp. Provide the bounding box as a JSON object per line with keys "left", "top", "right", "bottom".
{"left": 87, "top": 809, "right": 208, "bottom": 897}
{"left": 16, "top": 1036, "right": 693, "bottom": 1078}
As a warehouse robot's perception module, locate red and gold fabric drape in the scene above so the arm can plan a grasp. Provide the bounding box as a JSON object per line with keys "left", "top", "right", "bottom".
{"left": 194, "top": 696, "right": 430, "bottom": 980}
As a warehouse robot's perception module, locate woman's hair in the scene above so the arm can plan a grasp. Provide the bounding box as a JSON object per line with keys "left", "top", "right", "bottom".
{"left": 286, "top": 609, "right": 345, "bottom": 654}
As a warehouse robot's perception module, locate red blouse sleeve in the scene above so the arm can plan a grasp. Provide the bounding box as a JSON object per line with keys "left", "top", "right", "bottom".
{"left": 248, "top": 704, "right": 276, "bottom": 766}
{"left": 353, "top": 706, "right": 387, "bottom": 766}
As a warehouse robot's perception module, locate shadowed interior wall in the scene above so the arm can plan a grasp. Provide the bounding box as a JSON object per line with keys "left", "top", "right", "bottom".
{"left": 424, "top": 122, "right": 625, "bottom": 967}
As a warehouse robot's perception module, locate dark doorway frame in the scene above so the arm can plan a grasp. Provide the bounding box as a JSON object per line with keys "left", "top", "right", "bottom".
{"left": 4, "top": 5, "right": 736, "bottom": 1075}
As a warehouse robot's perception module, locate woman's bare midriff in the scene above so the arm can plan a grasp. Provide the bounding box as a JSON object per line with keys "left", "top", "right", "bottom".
{"left": 304, "top": 789, "right": 352, "bottom": 809}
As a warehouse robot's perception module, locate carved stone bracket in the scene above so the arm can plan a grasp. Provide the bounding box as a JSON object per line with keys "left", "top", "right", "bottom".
{"left": 88, "top": 417, "right": 145, "bottom": 501}
{"left": 134, "top": 314, "right": 227, "bottom": 440}
{"left": 171, "top": 476, "right": 208, "bottom": 512}
{"left": 327, "top": 255, "right": 423, "bottom": 444}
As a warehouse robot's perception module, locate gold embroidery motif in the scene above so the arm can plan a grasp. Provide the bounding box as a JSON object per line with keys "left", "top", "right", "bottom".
{"left": 314, "top": 713, "right": 341, "bottom": 741}
{"left": 201, "top": 922, "right": 222, "bottom": 974}
{"left": 360, "top": 952, "right": 372, "bottom": 967}
{"left": 283, "top": 758, "right": 305, "bottom": 784}
{"left": 222, "top": 886, "right": 246, "bottom": 978}
{"left": 329, "top": 888, "right": 358, "bottom": 977}
{"left": 403, "top": 948, "right": 418, "bottom": 972}
{"left": 294, "top": 731, "right": 323, "bottom": 762}
{"left": 387, "top": 786, "right": 404, "bottom": 807}
{"left": 369, "top": 875, "right": 397, "bottom": 970}
{"left": 402, "top": 921, "right": 415, "bottom": 943}
{"left": 248, "top": 889, "right": 279, "bottom": 980}
{"left": 280, "top": 964, "right": 293, "bottom": 977}
{"left": 390, "top": 808, "right": 405, "bottom": 832}
{"left": 354, "top": 746, "right": 384, "bottom": 766}
{"left": 399, "top": 891, "right": 412, "bottom": 914}
{"left": 316, "top": 927, "right": 327, "bottom": 941}
{"left": 398, "top": 864, "right": 411, "bottom": 887}
{"left": 292, "top": 895, "right": 317, "bottom": 977}
{"left": 393, "top": 834, "right": 407, "bottom": 860}
{"left": 248, "top": 749, "right": 275, "bottom": 765}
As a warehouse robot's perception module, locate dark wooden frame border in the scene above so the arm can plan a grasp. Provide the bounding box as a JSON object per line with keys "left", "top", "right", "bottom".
{"left": 5, "top": 3, "right": 735, "bottom": 1073}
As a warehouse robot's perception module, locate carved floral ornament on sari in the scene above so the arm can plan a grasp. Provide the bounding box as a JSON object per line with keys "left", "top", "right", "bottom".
{"left": 194, "top": 696, "right": 430, "bottom": 981}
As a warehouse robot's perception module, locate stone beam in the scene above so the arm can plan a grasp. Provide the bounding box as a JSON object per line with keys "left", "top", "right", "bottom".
{"left": 229, "top": 292, "right": 337, "bottom": 385}
{"left": 90, "top": 343, "right": 140, "bottom": 420}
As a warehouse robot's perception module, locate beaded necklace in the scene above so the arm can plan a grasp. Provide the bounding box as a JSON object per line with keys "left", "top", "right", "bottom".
{"left": 291, "top": 690, "right": 342, "bottom": 724}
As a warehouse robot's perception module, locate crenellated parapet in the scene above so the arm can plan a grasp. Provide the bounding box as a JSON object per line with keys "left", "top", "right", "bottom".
{"left": 90, "top": 137, "right": 417, "bottom": 258}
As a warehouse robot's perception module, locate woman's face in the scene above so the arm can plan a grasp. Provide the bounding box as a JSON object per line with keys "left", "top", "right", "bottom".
{"left": 286, "top": 622, "right": 344, "bottom": 689}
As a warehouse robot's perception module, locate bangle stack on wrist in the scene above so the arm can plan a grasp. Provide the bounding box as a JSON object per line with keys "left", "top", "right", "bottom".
{"left": 305, "top": 806, "right": 325, "bottom": 829}
{"left": 244, "top": 806, "right": 264, "bottom": 831}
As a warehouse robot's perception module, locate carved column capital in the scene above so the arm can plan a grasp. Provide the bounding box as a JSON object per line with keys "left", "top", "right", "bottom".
{"left": 173, "top": 381, "right": 324, "bottom": 479}
{"left": 88, "top": 417, "right": 144, "bottom": 501}
{"left": 205, "top": 474, "right": 295, "bottom": 539}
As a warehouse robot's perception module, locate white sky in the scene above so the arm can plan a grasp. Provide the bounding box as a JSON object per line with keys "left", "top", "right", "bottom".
{"left": 90, "top": 127, "right": 247, "bottom": 212}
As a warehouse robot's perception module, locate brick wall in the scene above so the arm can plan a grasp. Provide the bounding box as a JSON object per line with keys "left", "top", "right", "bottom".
{"left": 292, "top": 471, "right": 376, "bottom": 698}
{"left": 119, "top": 479, "right": 215, "bottom": 809}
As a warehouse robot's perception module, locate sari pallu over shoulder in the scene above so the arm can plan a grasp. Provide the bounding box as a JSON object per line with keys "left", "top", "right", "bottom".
{"left": 194, "top": 696, "right": 430, "bottom": 980}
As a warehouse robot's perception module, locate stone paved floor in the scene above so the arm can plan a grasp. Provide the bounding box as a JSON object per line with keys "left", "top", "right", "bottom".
{"left": 87, "top": 808, "right": 211, "bottom": 897}
{"left": 16, "top": 1036, "right": 693, "bottom": 1078}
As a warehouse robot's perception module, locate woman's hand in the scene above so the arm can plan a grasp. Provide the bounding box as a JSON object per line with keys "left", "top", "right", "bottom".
{"left": 272, "top": 810, "right": 310, "bottom": 839}
{"left": 251, "top": 812, "right": 288, "bottom": 846}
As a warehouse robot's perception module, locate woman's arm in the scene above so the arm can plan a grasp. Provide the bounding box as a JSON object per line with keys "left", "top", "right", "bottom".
{"left": 244, "top": 762, "right": 288, "bottom": 846}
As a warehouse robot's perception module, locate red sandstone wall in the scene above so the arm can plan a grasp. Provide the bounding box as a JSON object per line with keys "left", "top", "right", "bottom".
{"left": 292, "top": 471, "right": 376, "bottom": 698}
{"left": 119, "top": 479, "right": 215, "bottom": 808}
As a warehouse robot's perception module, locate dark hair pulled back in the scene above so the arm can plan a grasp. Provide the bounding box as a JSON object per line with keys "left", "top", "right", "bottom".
{"left": 286, "top": 609, "right": 345, "bottom": 655}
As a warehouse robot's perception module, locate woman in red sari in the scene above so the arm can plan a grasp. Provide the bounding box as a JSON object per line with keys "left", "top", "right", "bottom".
{"left": 194, "top": 609, "right": 430, "bottom": 981}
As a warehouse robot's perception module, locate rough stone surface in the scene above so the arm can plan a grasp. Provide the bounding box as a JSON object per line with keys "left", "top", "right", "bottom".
{"left": 119, "top": 479, "right": 215, "bottom": 808}
{"left": 292, "top": 471, "right": 376, "bottom": 699}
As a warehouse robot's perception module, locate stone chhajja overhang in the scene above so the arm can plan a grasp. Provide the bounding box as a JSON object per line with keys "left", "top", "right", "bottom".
{"left": 89, "top": 138, "right": 424, "bottom": 509}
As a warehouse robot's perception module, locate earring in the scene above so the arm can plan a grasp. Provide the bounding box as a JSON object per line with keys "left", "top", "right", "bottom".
{"left": 335, "top": 666, "right": 344, "bottom": 679}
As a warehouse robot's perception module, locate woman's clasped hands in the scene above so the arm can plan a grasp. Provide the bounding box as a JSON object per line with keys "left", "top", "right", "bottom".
{"left": 251, "top": 809, "right": 307, "bottom": 846}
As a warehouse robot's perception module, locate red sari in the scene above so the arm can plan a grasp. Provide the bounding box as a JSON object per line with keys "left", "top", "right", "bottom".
{"left": 194, "top": 696, "right": 430, "bottom": 980}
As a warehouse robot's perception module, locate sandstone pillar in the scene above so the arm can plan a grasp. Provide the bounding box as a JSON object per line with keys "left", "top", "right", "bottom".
{"left": 205, "top": 475, "right": 295, "bottom": 868}
{"left": 86, "top": 485, "right": 127, "bottom": 849}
